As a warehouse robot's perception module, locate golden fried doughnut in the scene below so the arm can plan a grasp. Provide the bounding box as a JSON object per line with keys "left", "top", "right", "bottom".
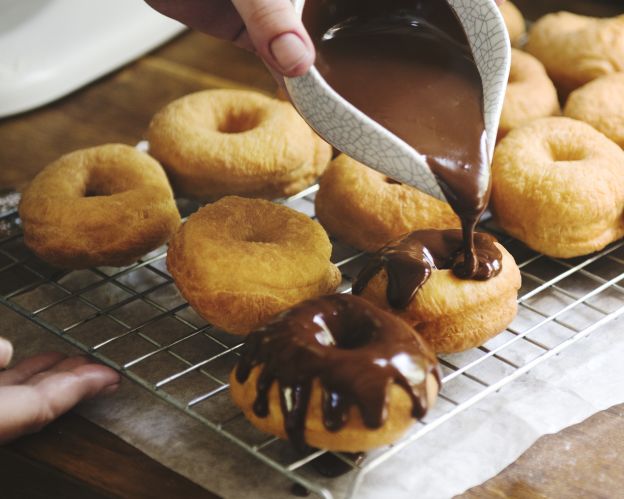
{"left": 564, "top": 73, "right": 624, "bottom": 148}
{"left": 167, "top": 196, "right": 341, "bottom": 334}
{"left": 19, "top": 144, "right": 181, "bottom": 269}
{"left": 499, "top": 49, "right": 560, "bottom": 139}
{"left": 230, "top": 294, "right": 439, "bottom": 452}
{"left": 526, "top": 12, "right": 624, "bottom": 96}
{"left": 315, "top": 154, "right": 459, "bottom": 252}
{"left": 145, "top": 89, "right": 331, "bottom": 200}
{"left": 499, "top": 1, "right": 526, "bottom": 46}
{"left": 492, "top": 117, "right": 624, "bottom": 257}
{"left": 353, "top": 230, "right": 521, "bottom": 354}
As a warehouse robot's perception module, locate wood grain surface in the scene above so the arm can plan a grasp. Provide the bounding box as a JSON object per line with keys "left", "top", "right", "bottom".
{"left": 1, "top": 1, "right": 623, "bottom": 497}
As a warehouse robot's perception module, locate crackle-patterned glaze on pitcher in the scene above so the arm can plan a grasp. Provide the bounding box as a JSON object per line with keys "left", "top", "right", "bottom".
{"left": 285, "top": 0, "right": 510, "bottom": 201}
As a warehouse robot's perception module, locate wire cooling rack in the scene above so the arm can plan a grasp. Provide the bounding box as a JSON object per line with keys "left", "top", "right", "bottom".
{"left": 1, "top": 185, "right": 624, "bottom": 499}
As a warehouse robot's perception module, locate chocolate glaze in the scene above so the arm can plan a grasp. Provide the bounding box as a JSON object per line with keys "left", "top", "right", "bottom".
{"left": 353, "top": 229, "right": 502, "bottom": 309}
{"left": 235, "top": 294, "right": 439, "bottom": 450}
{"left": 303, "top": 0, "right": 491, "bottom": 275}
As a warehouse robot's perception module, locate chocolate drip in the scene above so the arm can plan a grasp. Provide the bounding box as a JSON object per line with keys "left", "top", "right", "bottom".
{"left": 235, "top": 294, "right": 439, "bottom": 450}
{"left": 353, "top": 229, "right": 502, "bottom": 309}
{"left": 303, "top": 0, "right": 491, "bottom": 277}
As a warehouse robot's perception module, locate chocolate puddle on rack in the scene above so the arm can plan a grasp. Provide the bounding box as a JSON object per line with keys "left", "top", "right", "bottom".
{"left": 303, "top": 0, "right": 491, "bottom": 277}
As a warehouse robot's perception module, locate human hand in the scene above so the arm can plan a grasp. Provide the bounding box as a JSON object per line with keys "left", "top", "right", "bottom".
{"left": 145, "top": 0, "right": 315, "bottom": 78}
{"left": 0, "top": 338, "right": 120, "bottom": 444}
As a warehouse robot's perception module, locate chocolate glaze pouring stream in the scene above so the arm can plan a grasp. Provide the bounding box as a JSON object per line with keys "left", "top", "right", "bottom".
{"left": 302, "top": 0, "right": 491, "bottom": 276}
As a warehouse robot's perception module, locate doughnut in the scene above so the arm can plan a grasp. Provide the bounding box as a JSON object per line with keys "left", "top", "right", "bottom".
{"left": 229, "top": 294, "right": 440, "bottom": 451}
{"left": 19, "top": 144, "right": 181, "bottom": 269}
{"left": 145, "top": 89, "right": 332, "bottom": 200}
{"left": 315, "top": 154, "right": 459, "bottom": 253}
{"left": 499, "top": 1, "right": 526, "bottom": 47}
{"left": 167, "top": 196, "right": 341, "bottom": 334}
{"left": 525, "top": 12, "right": 624, "bottom": 96}
{"left": 498, "top": 49, "right": 560, "bottom": 139}
{"left": 491, "top": 117, "right": 624, "bottom": 258}
{"left": 564, "top": 73, "right": 624, "bottom": 149}
{"left": 352, "top": 229, "right": 521, "bottom": 353}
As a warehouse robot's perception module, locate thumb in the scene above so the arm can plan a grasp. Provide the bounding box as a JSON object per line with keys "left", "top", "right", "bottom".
{"left": 0, "top": 337, "right": 13, "bottom": 369}
{"left": 231, "top": 0, "right": 315, "bottom": 77}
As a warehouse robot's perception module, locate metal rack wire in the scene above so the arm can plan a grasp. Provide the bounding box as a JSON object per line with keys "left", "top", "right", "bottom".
{"left": 1, "top": 186, "right": 623, "bottom": 498}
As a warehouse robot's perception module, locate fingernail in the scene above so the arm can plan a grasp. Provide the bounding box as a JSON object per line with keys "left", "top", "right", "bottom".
{"left": 269, "top": 32, "right": 311, "bottom": 74}
{"left": 0, "top": 338, "right": 13, "bottom": 368}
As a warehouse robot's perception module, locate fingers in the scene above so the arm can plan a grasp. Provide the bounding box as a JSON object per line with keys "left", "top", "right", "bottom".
{"left": 230, "top": 0, "right": 315, "bottom": 77}
{"left": 0, "top": 351, "right": 66, "bottom": 386}
{"left": 0, "top": 337, "right": 13, "bottom": 369}
{"left": 0, "top": 363, "right": 120, "bottom": 444}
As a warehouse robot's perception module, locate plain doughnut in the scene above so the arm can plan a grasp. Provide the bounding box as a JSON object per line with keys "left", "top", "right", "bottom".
{"left": 526, "top": 12, "right": 624, "bottom": 96}
{"left": 19, "top": 144, "right": 181, "bottom": 269}
{"left": 167, "top": 196, "right": 341, "bottom": 334}
{"left": 564, "top": 73, "right": 624, "bottom": 149}
{"left": 491, "top": 117, "right": 624, "bottom": 258}
{"left": 315, "top": 154, "right": 459, "bottom": 252}
{"left": 499, "top": 49, "right": 560, "bottom": 139}
{"left": 499, "top": 1, "right": 526, "bottom": 46}
{"left": 146, "top": 89, "right": 332, "bottom": 200}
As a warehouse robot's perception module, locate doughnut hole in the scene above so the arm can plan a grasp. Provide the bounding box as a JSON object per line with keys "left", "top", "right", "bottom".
{"left": 84, "top": 175, "right": 122, "bottom": 197}
{"left": 549, "top": 141, "right": 587, "bottom": 163}
{"left": 217, "top": 108, "right": 263, "bottom": 134}
{"left": 332, "top": 318, "right": 376, "bottom": 349}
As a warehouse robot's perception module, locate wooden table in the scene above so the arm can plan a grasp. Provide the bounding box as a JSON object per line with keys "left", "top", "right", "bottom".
{"left": 2, "top": 3, "right": 624, "bottom": 497}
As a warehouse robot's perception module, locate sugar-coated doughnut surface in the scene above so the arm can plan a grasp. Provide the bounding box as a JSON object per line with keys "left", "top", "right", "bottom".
{"left": 492, "top": 117, "right": 624, "bottom": 258}
{"left": 499, "top": 1, "right": 526, "bottom": 46}
{"left": 526, "top": 12, "right": 624, "bottom": 96}
{"left": 564, "top": 73, "right": 624, "bottom": 149}
{"left": 357, "top": 242, "right": 521, "bottom": 353}
{"left": 19, "top": 144, "right": 181, "bottom": 269}
{"left": 146, "top": 89, "right": 332, "bottom": 200}
{"left": 167, "top": 196, "right": 341, "bottom": 334}
{"left": 315, "top": 155, "right": 459, "bottom": 252}
{"left": 499, "top": 49, "right": 560, "bottom": 139}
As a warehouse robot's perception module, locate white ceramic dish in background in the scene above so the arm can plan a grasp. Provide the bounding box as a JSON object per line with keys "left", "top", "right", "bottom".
{"left": 0, "top": 0, "right": 185, "bottom": 118}
{"left": 285, "top": 0, "right": 511, "bottom": 201}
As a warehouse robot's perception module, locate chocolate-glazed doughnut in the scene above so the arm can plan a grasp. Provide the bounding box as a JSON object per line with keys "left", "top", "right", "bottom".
{"left": 229, "top": 294, "right": 439, "bottom": 452}
{"left": 353, "top": 230, "right": 521, "bottom": 353}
